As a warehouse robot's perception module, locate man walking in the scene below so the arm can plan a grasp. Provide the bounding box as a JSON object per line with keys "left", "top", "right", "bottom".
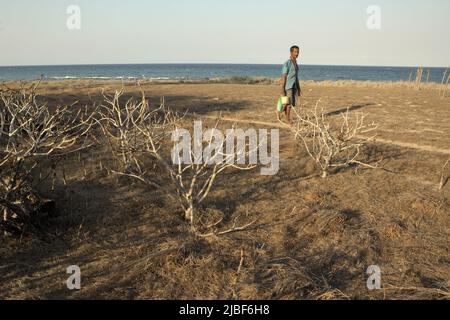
{"left": 279, "top": 45, "right": 301, "bottom": 123}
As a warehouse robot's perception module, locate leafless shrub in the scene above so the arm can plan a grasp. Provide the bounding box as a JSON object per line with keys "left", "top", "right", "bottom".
{"left": 290, "top": 100, "right": 378, "bottom": 178}
{"left": 0, "top": 81, "right": 94, "bottom": 234}
{"left": 98, "top": 86, "right": 257, "bottom": 235}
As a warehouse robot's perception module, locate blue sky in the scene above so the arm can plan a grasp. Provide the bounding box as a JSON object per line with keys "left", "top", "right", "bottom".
{"left": 0, "top": 0, "right": 449, "bottom": 67}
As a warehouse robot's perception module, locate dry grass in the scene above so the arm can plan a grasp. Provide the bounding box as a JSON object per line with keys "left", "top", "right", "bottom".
{"left": 304, "top": 80, "right": 449, "bottom": 91}
{"left": 0, "top": 79, "right": 449, "bottom": 300}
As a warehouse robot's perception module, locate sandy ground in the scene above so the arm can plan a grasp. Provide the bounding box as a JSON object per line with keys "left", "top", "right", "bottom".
{"left": 1, "top": 79, "right": 449, "bottom": 300}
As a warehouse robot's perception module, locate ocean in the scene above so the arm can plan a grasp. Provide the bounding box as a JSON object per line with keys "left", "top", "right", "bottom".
{"left": 0, "top": 64, "right": 447, "bottom": 83}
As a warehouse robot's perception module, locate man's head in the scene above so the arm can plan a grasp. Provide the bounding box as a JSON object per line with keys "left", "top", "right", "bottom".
{"left": 290, "top": 45, "right": 300, "bottom": 60}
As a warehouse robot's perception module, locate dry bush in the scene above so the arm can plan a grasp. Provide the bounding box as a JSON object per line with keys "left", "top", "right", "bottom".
{"left": 0, "top": 82, "right": 94, "bottom": 235}
{"left": 290, "top": 100, "right": 378, "bottom": 178}
{"left": 98, "top": 86, "right": 257, "bottom": 236}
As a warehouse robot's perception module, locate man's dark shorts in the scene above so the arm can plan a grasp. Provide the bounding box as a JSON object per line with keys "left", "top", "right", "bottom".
{"left": 286, "top": 87, "right": 299, "bottom": 107}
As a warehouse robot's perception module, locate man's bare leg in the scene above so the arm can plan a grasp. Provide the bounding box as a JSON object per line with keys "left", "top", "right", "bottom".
{"left": 285, "top": 105, "right": 292, "bottom": 124}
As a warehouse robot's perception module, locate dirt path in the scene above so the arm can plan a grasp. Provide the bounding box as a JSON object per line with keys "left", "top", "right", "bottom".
{"left": 200, "top": 115, "right": 450, "bottom": 156}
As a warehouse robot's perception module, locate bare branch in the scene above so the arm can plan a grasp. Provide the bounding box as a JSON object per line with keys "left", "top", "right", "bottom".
{"left": 289, "top": 100, "right": 378, "bottom": 178}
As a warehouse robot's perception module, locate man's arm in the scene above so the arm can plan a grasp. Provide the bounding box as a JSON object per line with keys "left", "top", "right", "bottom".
{"left": 281, "top": 73, "right": 287, "bottom": 96}
{"left": 296, "top": 78, "right": 302, "bottom": 97}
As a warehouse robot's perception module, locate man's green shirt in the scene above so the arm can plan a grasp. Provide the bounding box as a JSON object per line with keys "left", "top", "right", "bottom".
{"left": 282, "top": 59, "right": 299, "bottom": 91}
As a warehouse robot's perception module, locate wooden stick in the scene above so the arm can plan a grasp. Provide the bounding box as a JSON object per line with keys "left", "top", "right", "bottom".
{"left": 231, "top": 249, "right": 245, "bottom": 300}
{"left": 441, "top": 67, "right": 448, "bottom": 85}
{"left": 62, "top": 166, "right": 67, "bottom": 186}
{"left": 440, "top": 67, "right": 449, "bottom": 96}
{"left": 416, "top": 67, "right": 423, "bottom": 90}
{"left": 444, "top": 74, "right": 450, "bottom": 98}
{"left": 439, "top": 158, "right": 450, "bottom": 190}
